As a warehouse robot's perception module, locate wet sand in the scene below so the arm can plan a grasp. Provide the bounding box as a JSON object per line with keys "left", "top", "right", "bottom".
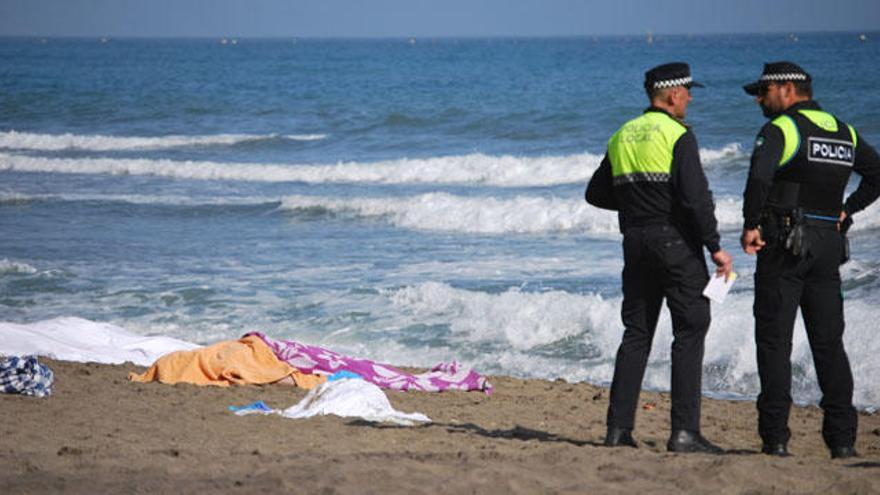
{"left": 2, "top": 358, "right": 879, "bottom": 494}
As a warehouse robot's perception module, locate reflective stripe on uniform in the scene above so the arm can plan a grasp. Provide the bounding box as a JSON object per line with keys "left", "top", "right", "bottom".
{"left": 771, "top": 114, "right": 800, "bottom": 166}
{"left": 848, "top": 124, "right": 858, "bottom": 149}
{"left": 612, "top": 172, "right": 671, "bottom": 185}
{"left": 799, "top": 109, "right": 838, "bottom": 132}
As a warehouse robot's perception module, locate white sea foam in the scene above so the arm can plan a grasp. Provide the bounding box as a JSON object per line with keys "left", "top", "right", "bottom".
{"left": 280, "top": 192, "right": 620, "bottom": 234}
{"left": 699, "top": 142, "right": 747, "bottom": 164}
{"left": 840, "top": 258, "right": 880, "bottom": 282}
{"left": 0, "top": 258, "right": 37, "bottom": 275}
{"left": 0, "top": 151, "right": 601, "bottom": 187}
{"left": 0, "top": 192, "right": 35, "bottom": 205}
{"left": 713, "top": 197, "right": 745, "bottom": 228}
{"left": 0, "top": 130, "right": 325, "bottom": 151}
{"left": 0, "top": 186, "right": 749, "bottom": 236}
{"left": 0, "top": 191, "right": 279, "bottom": 207}
{"left": 385, "top": 281, "right": 622, "bottom": 352}
{"left": 392, "top": 255, "right": 622, "bottom": 281}
{"left": 280, "top": 192, "right": 750, "bottom": 235}
{"left": 0, "top": 129, "right": 741, "bottom": 164}
{"left": 378, "top": 282, "right": 880, "bottom": 408}
{"left": 284, "top": 134, "right": 327, "bottom": 141}
{"left": 844, "top": 199, "right": 880, "bottom": 232}
{"left": 0, "top": 144, "right": 744, "bottom": 187}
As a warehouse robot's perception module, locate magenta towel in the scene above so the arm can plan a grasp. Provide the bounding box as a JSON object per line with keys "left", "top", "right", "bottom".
{"left": 246, "top": 332, "right": 492, "bottom": 395}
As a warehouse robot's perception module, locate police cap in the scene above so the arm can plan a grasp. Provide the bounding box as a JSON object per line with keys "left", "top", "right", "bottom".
{"left": 644, "top": 62, "right": 704, "bottom": 90}
{"left": 743, "top": 61, "right": 812, "bottom": 95}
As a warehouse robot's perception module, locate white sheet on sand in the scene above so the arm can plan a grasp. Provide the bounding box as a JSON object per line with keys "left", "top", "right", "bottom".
{"left": 0, "top": 317, "right": 201, "bottom": 366}
{"left": 280, "top": 379, "right": 431, "bottom": 426}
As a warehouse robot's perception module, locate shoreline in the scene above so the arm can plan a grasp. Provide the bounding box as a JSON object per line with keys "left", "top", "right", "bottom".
{"left": 2, "top": 358, "right": 879, "bottom": 494}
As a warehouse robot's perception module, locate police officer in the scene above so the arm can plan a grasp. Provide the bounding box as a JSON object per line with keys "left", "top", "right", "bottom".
{"left": 587, "top": 63, "right": 733, "bottom": 453}
{"left": 741, "top": 62, "right": 880, "bottom": 459}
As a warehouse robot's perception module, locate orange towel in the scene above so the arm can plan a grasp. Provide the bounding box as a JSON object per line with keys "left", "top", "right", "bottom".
{"left": 128, "top": 335, "right": 325, "bottom": 388}
{"left": 284, "top": 371, "right": 328, "bottom": 389}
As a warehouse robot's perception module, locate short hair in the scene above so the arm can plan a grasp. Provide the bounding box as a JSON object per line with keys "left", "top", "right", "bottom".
{"left": 646, "top": 86, "right": 672, "bottom": 100}
{"left": 792, "top": 80, "right": 812, "bottom": 98}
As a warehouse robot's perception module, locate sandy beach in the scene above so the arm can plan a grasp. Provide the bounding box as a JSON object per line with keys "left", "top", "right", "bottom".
{"left": 2, "top": 358, "right": 878, "bottom": 494}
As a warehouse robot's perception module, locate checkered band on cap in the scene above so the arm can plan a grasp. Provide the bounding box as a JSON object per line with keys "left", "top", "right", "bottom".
{"left": 760, "top": 73, "right": 808, "bottom": 82}
{"left": 653, "top": 76, "right": 692, "bottom": 89}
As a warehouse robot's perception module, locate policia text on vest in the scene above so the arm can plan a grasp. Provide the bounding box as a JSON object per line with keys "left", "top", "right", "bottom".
{"left": 741, "top": 61, "right": 880, "bottom": 459}
{"left": 809, "top": 138, "right": 854, "bottom": 165}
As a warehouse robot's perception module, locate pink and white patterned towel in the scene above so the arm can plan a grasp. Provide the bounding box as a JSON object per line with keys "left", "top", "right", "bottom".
{"left": 246, "top": 332, "right": 492, "bottom": 395}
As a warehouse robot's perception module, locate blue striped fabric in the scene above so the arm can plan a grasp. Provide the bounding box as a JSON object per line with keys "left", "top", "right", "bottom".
{"left": 0, "top": 356, "right": 54, "bottom": 398}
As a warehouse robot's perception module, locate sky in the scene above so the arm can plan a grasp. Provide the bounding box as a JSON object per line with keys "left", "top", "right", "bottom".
{"left": 1, "top": 0, "right": 878, "bottom": 38}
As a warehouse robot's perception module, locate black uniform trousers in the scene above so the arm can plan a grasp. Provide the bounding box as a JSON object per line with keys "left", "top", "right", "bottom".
{"left": 607, "top": 224, "right": 711, "bottom": 432}
{"left": 754, "top": 225, "right": 857, "bottom": 448}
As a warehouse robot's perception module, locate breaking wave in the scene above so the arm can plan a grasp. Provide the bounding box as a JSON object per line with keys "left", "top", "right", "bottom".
{"left": 0, "top": 130, "right": 325, "bottom": 151}
{"left": 279, "top": 193, "right": 620, "bottom": 234}
{"left": 0, "top": 143, "right": 746, "bottom": 187}
{"left": 0, "top": 258, "right": 37, "bottom": 275}
{"left": 380, "top": 281, "right": 880, "bottom": 408}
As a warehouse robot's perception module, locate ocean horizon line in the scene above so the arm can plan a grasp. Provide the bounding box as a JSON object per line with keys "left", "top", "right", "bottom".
{"left": 1, "top": 30, "right": 877, "bottom": 43}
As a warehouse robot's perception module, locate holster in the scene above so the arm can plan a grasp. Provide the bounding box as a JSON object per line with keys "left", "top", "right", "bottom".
{"left": 784, "top": 209, "right": 807, "bottom": 257}
{"left": 761, "top": 208, "right": 810, "bottom": 258}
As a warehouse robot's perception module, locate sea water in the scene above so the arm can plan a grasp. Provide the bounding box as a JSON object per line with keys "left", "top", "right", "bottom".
{"left": 2, "top": 34, "right": 879, "bottom": 408}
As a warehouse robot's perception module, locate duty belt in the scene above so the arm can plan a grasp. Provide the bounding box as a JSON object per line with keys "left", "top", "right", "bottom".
{"left": 762, "top": 209, "right": 838, "bottom": 231}
{"left": 802, "top": 212, "right": 840, "bottom": 229}
{"left": 760, "top": 208, "right": 838, "bottom": 258}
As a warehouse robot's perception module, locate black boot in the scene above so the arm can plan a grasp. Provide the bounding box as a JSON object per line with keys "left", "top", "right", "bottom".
{"left": 604, "top": 426, "right": 638, "bottom": 448}
{"left": 667, "top": 430, "right": 723, "bottom": 454}
{"left": 761, "top": 442, "right": 790, "bottom": 457}
{"left": 830, "top": 446, "right": 858, "bottom": 459}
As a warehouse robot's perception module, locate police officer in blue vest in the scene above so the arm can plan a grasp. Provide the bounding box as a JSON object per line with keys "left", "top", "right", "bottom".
{"left": 587, "top": 63, "right": 734, "bottom": 453}
{"left": 741, "top": 62, "right": 880, "bottom": 459}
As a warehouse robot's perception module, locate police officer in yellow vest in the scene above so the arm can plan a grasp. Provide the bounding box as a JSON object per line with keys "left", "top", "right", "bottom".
{"left": 587, "top": 63, "right": 733, "bottom": 453}
{"left": 741, "top": 62, "right": 880, "bottom": 459}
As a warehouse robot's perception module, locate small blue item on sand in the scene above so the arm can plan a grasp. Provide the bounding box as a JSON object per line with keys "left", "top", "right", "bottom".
{"left": 328, "top": 370, "right": 363, "bottom": 382}
{"left": 0, "top": 355, "right": 54, "bottom": 398}
{"left": 228, "top": 400, "right": 274, "bottom": 415}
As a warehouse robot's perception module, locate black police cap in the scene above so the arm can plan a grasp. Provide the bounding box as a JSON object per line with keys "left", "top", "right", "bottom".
{"left": 644, "top": 62, "right": 704, "bottom": 90}
{"left": 743, "top": 61, "right": 812, "bottom": 95}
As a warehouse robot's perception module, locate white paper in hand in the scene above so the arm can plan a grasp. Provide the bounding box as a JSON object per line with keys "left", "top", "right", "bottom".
{"left": 703, "top": 272, "right": 737, "bottom": 303}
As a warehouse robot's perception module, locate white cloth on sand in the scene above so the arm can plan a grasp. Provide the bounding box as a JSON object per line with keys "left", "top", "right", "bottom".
{"left": 281, "top": 378, "right": 431, "bottom": 426}
{"left": 0, "top": 317, "right": 201, "bottom": 366}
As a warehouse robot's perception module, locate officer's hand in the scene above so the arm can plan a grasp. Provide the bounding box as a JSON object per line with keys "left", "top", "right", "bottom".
{"left": 741, "top": 228, "right": 765, "bottom": 255}
{"left": 838, "top": 211, "right": 853, "bottom": 233}
{"left": 711, "top": 249, "right": 734, "bottom": 278}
